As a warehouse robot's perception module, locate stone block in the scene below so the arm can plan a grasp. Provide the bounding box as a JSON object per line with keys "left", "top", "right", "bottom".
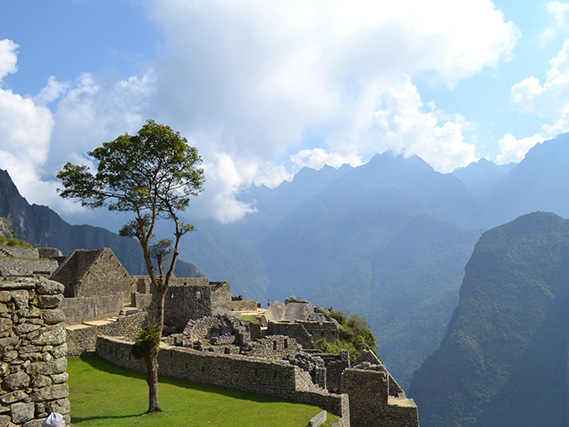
{"left": 26, "top": 362, "right": 48, "bottom": 376}
{"left": 0, "top": 390, "right": 27, "bottom": 405}
{"left": 11, "top": 291, "right": 29, "bottom": 310}
{"left": 0, "top": 415, "right": 10, "bottom": 427}
{"left": 0, "top": 319, "right": 11, "bottom": 334}
{"left": 37, "top": 296, "right": 62, "bottom": 310}
{"left": 51, "top": 358, "right": 67, "bottom": 375}
{"left": 14, "top": 324, "right": 40, "bottom": 336}
{"left": 48, "top": 398, "right": 70, "bottom": 416}
{"left": 42, "top": 310, "right": 64, "bottom": 326}
{"left": 308, "top": 410, "right": 327, "bottom": 427}
{"left": 10, "top": 402, "right": 34, "bottom": 424}
{"left": 50, "top": 344, "right": 67, "bottom": 359}
{"left": 3, "top": 372, "right": 30, "bottom": 391}
{"left": 35, "top": 281, "right": 64, "bottom": 296}
{"left": 2, "top": 351, "right": 18, "bottom": 363}
{"left": 31, "top": 325, "right": 65, "bottom": 346}
{"left": 16, "top": 308, "right": 41, "bottom": 319}
{"left": 30, "top": 384, "right": 69, "bottom": 402}
{"left": 50, "top": 373, "right": 68, "bottom": 384}
{"left": 30, "top": 375, "right": 52, "bottom": 388}
{"left": 0, "top": 293, "right": 10, "bottom": 304}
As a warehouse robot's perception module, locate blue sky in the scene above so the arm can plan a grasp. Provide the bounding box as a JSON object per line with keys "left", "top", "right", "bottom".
{"left": 1, "top": 0, "right": 569, "bottom": 224}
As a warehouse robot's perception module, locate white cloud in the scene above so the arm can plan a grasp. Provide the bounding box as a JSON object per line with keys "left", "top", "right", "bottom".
{"left": 290, "top": 148, "right": 362, "bottom": 170}
{"left": 253, "top": 164, "right": 294, "bottom": 189}
{"left": 539, "top": 1, "right": 569, "bottom": 43}
{"left": 497, "top": 133, "right": 544, "bottom": 164}
{"left": 0, "top": 39, "right": 60, "bottom": 208}
{"left": 192, "top": 153, "right": 258, "bottom": 223}
{"left": 0, "top": 1, "right": 521, "bottom": 223}
{"left": 0, "top": 39, "right": 18, "bottom": 81}
{"left": 325, "top": 75, "right": 477, "bottom": 173}
{"left": 511, "top": 39, "right": 569, "bottom": 135}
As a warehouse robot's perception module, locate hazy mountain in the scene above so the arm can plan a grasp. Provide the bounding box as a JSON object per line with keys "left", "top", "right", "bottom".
{"left": 259, "top": 152, "right": 482, "bottom": 386}
{"left": 452, "top": 158, "right": 515, "bottom": 199}
{"left": 232, "top": 164, "right": 353, "bottom": 243}
{"left": 480, "top": 133, "right": 569, "bottom": 227}
{"left": 409, "top": 212, "right": 569, "bottom": 426}
{"left": 0, "top": 169, "right": 201, "bottom": 277}
{"left": 177, "top": 219, "right": 269, "bottom": 301}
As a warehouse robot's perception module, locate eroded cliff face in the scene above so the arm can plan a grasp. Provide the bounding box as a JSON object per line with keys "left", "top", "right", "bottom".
{"left": 410, "top": 212, "right": 569, "bottom": 427}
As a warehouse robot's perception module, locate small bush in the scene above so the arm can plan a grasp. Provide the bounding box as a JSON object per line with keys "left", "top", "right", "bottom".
{"left": 317, "top": 309, "right": 380, "bottom": 362}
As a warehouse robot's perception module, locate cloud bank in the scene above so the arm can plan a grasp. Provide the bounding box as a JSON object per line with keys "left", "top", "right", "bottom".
{"left": 0, "top": 0, "right": 519, "bottom": 223}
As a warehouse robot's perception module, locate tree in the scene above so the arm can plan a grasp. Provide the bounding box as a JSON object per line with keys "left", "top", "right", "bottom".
{"left": 57, "top": 120, "right": 204, "bottom": 412}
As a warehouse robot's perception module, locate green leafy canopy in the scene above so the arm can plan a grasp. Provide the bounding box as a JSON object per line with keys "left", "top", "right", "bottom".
{"left": 57, "top": 120, "right": 204, "bottom": 215}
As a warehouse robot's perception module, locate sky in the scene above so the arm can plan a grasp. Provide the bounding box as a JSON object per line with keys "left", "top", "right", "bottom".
{"left": 1, "top": 0, "right": 569, "bottom": 225}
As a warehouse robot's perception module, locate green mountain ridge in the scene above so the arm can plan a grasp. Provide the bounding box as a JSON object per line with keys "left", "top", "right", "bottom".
{"left": 410, "top": 211, "right": 569, "bottom": 426}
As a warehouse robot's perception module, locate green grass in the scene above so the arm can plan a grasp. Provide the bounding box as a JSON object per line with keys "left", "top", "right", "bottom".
{"left": 68, "top": 355, "right": 339, "bottom": 426}
{"left": 240, "top": 314, "right": 261, "bottom": 324}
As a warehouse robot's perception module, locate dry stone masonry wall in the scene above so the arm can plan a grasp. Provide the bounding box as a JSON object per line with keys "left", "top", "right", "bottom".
{"left": 97, "top": 335, "right": 349, "bottom": 425}
{"left": 62, "top": 293, "right": 124, "bottom": 325}
{"left": 0, "top": 278, "right": 70, "bottom": 426}
{"left": 66, "top": 311, "right": 150, "bottom": 357}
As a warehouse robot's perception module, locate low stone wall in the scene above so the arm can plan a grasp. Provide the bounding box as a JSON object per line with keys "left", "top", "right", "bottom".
{"left": 0, "top": 278, "right": 70, "bottom": 426}
{"left": 131, "top": 292, "right": 152, "bottom": 308}
{"left": 96, "top": 335, "right": 349, "bottom": 424}
{"left": 182, "top": 314, "right": 250, "bottom": 347}
{"left": 300, "top": 321, "right": 339, "bottom": 343}
{"left": 217, "top": 300, "right": 258, "bottom": 312}
{"left": 66, "top": 311, "right": 150, "bottom": 357}
{"left": 0, "top": 259, "right": 60, "bottom": 276}
{"left": 247, "top": 335, "right": 300, "bottom": 359}
{"left": 0, "top": 247, "right": 39, "bottom": 259}
{"left": 268, "top": 321, "right": 315, "bottom": 349}
{"left": 62, "top": 293, "right": 124, "bottom": 325}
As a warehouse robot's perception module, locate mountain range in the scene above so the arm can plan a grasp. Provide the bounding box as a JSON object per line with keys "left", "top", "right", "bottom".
{"left": 3, "top": 132, "right": 569, "bottom": 399}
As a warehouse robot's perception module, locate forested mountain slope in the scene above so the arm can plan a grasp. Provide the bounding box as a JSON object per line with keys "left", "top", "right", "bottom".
{"left": 410, "top": 212, "right": 569, "bottom": 426}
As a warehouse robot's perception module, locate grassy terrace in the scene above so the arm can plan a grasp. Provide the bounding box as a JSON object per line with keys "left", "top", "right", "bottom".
{"left": 68, "top": 355, "right": 339, "bottom": 426}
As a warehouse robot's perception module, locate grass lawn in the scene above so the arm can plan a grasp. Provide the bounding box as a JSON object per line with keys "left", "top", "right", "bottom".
{"left": 68, "top": 355, "right": 339, "bottom": 426}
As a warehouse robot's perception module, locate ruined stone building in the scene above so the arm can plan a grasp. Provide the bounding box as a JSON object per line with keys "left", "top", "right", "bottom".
{"left": 51, "top": 248, "right": 133, "bottom": 302}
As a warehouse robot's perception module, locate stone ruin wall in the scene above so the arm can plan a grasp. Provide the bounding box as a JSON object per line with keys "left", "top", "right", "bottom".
{"left": 210, "top": 281, "right": 231, "bottom": 306}
{"left": 0, "top": 248, "right": 40, "bottom": 259}
{"left": 62, "top": 293, "right": 125, "bottom": 325}
{"left": 268, "top": 320, "right": 338, "bottom": 349}
{"left": 66, "top": 311, "right": 150, "bottom": 357}
{"left": 131, "top": 291, "right": 153, "bottom": 308}
{"left": 341, "top": 367, "right": 419, "bottom": 427}
{"left": 96, "top": 335, "right": 349, "bottom": 426}
{"left": 0, "top": 278, "right": 70, "bottom": 426}
{"left": 73, "top": 249, "right": 133, "bottom": 302}
{"left": 299, "top": 320, "right": 339, "bottom": 343}
{"left": 247, "top": 335, "right": 301, "bottom": 359}
{"left": 217, "top": 300, "right": 258, "bottom": 312}
{"left": 162, "top": 282, "right": 214, "bottom": 331}
{"left": 50, "top": 250, "right": 95, "bottom": 297}
{"left": 0, "top": 259, "right": 59, "bottom": 278}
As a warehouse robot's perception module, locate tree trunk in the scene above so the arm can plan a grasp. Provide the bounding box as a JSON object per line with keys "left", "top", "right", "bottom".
{"left": 145, "top": 288, "right": 167, "bottom": 413}
{"left": 144, "top": 353, "right": 162, "bottom": 412}
{"left": 156, "top": 288, "right": 166, "bottom": 336}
